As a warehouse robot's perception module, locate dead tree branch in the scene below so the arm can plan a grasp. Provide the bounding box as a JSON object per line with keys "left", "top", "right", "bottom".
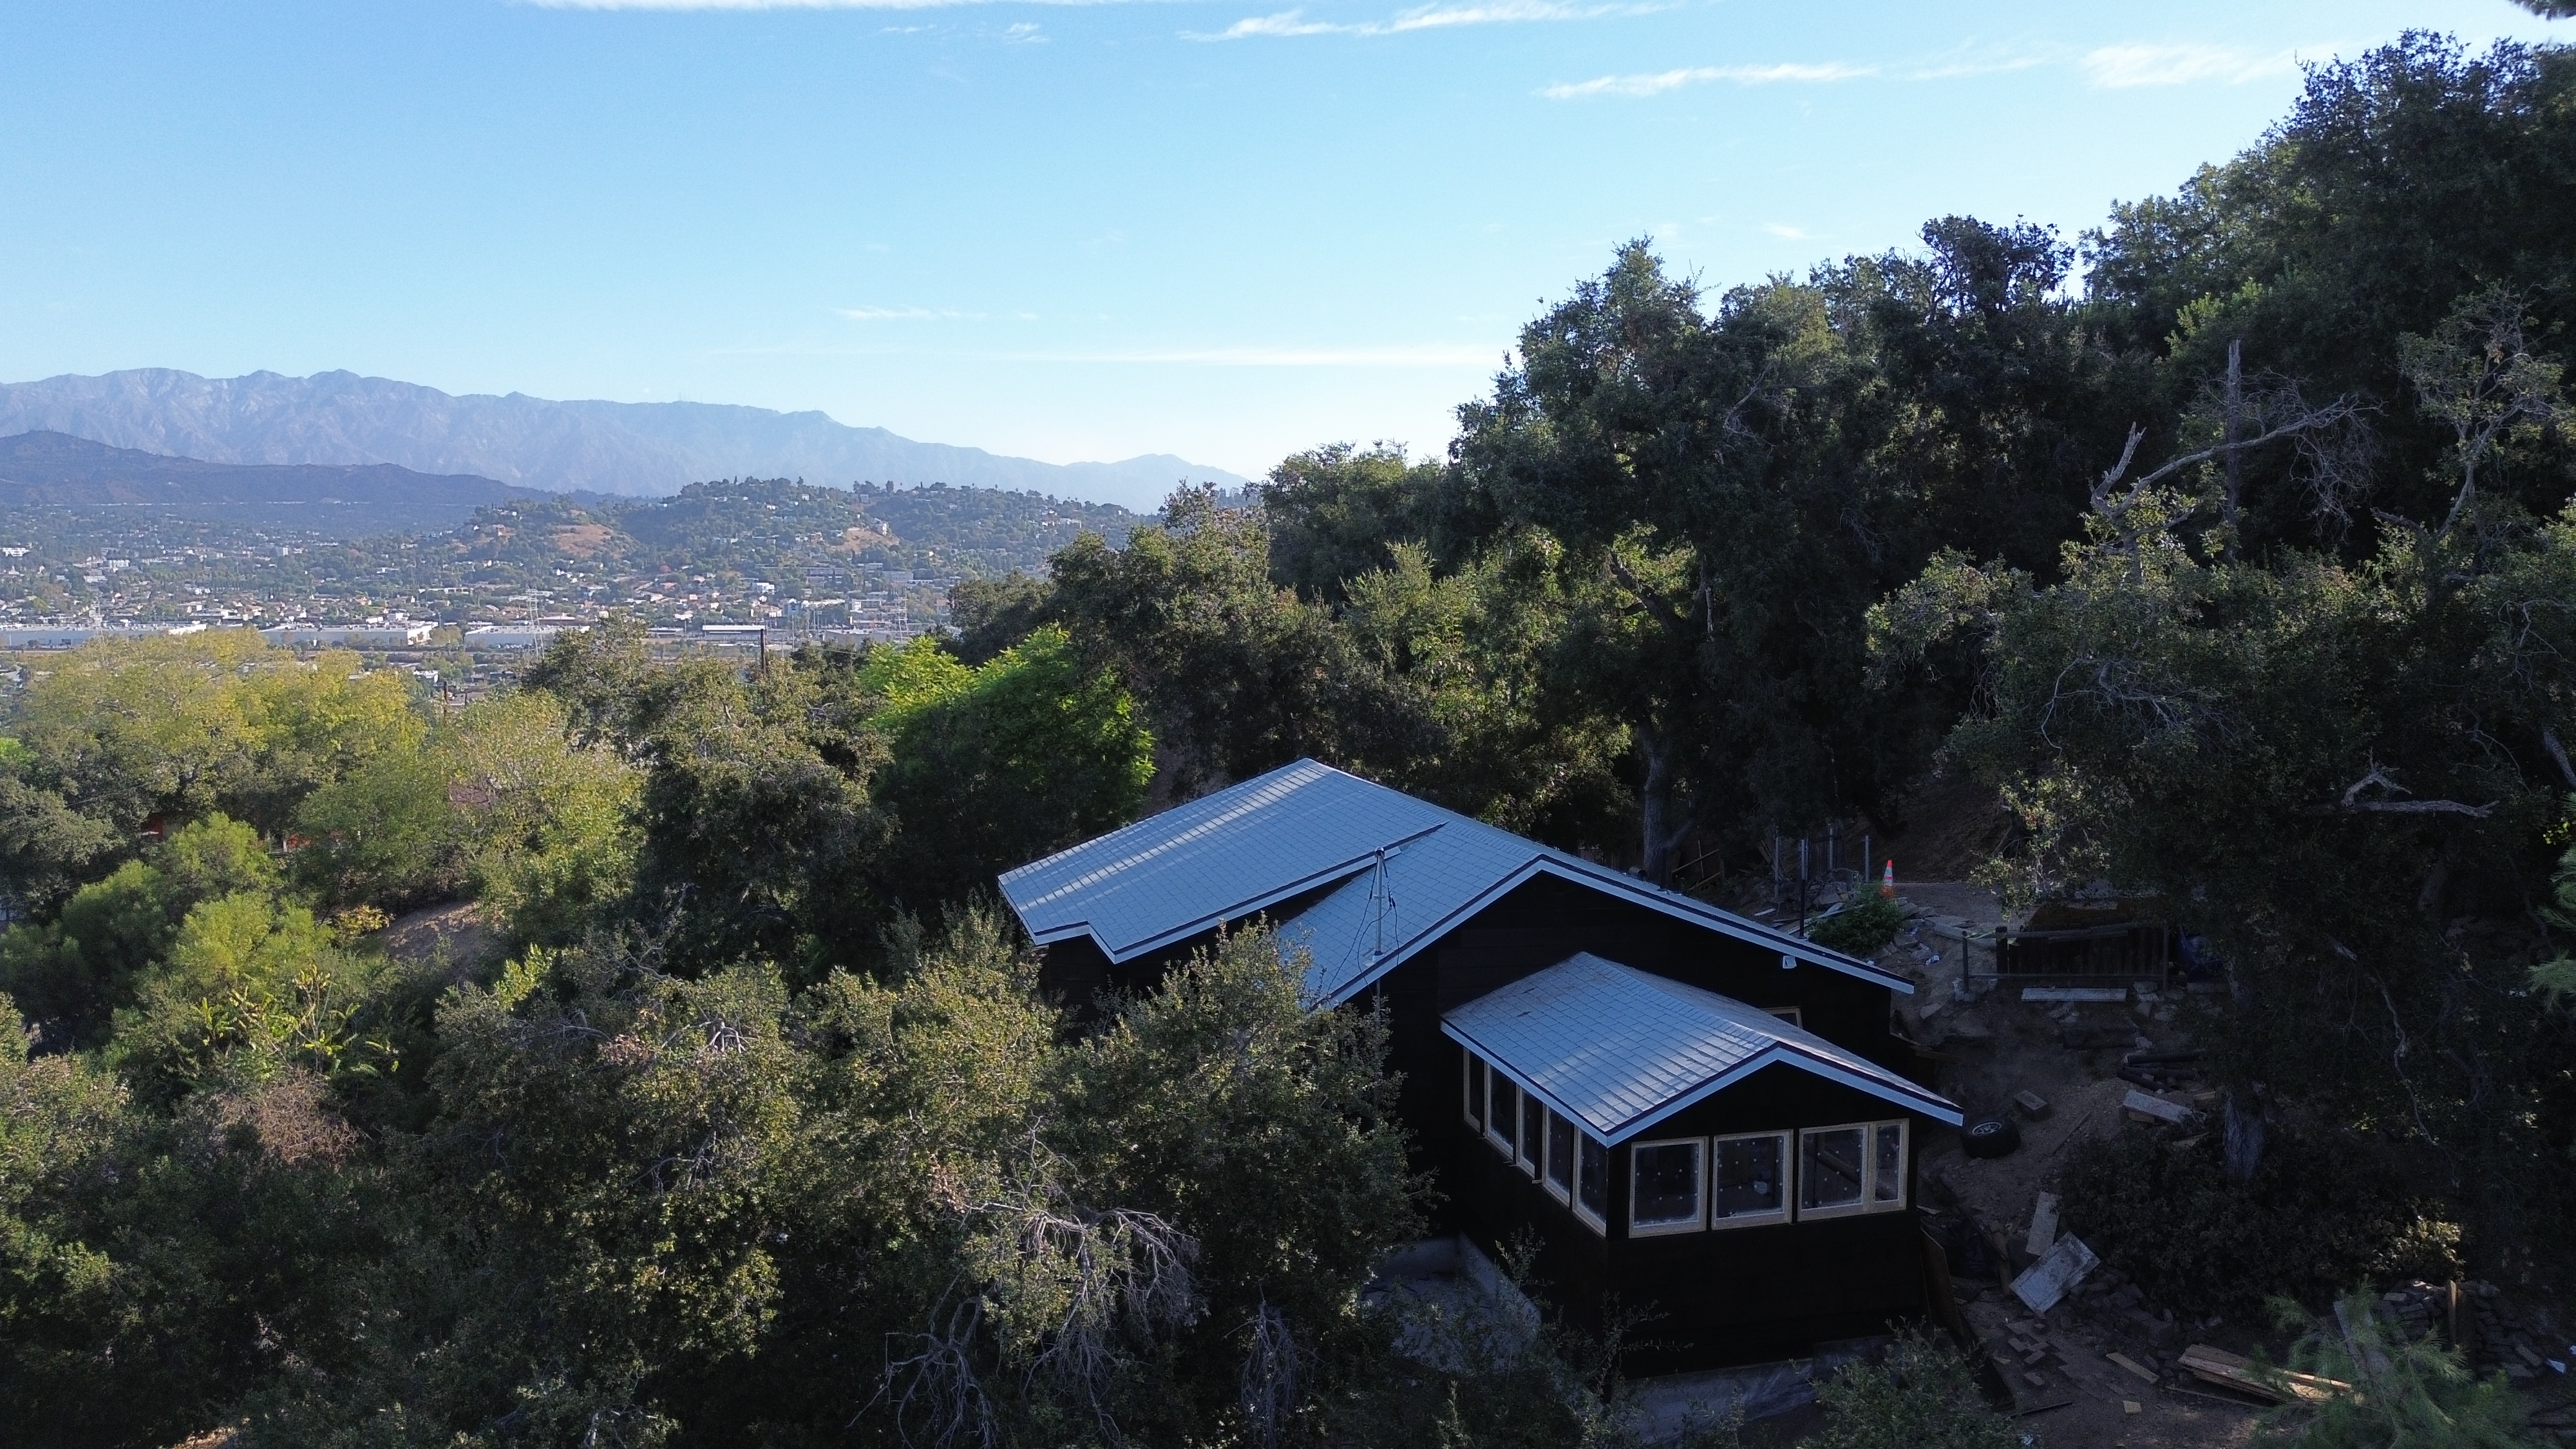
{"left": 2318, "top": 765, "right": 2497, "bottom": 818}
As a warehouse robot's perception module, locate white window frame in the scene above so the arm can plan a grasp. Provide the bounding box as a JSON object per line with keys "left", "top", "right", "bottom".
{"left": 1573, "top": 1133, "right": 1609, "bottom": 1234}
{"left": 1795, "top": 1119, "right": 1909, "bottom": 1220}
{"left": 1765, "top": 1006, "right": 1803, "bottom": 1027}
{"left": 1626, "top": 1136, "right": 1707, "bottom": 1237}
{"left": 1707, "top": 1129, "right": 1792, "bottom": 1229}
{"left": 1462, "top": 1049, "right": 1482, "bottom": 1130}
{"left": 1868, "top": 1119, "right": 1909, "bottom": 1211}
{"left": 1515, "top": 1091, "right": 1543, "bottom": 1176}
{"left": 1485, "top": 1070, "right": 1517, "bottom": 1157}
{"left": 1541, "top": 1108, "right": 1575, "bottom": 1206}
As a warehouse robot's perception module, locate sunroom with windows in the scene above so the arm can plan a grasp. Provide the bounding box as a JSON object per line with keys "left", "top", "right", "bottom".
{"left": 1441, "top": 953, "right": 1962, "bottom": 1370}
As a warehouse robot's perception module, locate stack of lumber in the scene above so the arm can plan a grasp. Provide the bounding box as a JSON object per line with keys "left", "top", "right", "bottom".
{"left": 2177, "top": 1344, "right": 2350, "bottom": 1404}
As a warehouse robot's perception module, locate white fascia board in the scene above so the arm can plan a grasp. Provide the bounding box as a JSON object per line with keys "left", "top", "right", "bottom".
{"left": 1324, "top": 859, "right": 1908, "bottom": 1008}
{"left": 1439, "top": 1028, "right": 1965, "bottom": 1145}
{"left": 1610, "top": 1046, "right": 1965, "bottom": 1139}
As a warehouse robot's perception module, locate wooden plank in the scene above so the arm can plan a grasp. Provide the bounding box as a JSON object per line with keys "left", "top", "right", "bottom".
{"left": 2122, "top": 1089, "right": 2194, "bottom": 1124}
{"left": 2022, "top": 986, "right": 2129, "bottom": 1003}
{"left": 2178, "top": 1344, "right": 2349, "bottom": 1404}
{"left": 2107, "top": 1351, "right": 2159, "bottom": 1383}
{"left": 2027, "top": 1191, "right": 2059, "bottom": 1258}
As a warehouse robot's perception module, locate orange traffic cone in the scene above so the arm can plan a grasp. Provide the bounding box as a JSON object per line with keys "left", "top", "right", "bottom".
{"left": 1880, "top": 860, "right": 1897, "bottom": 898}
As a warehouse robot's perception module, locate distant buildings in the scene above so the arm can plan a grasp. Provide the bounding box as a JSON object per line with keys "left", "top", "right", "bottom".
{"left": 262, "top": 620, "right": 440, "bottom": 649}
{"left": 0, "top": 621, "right": 211, "bottom": 649}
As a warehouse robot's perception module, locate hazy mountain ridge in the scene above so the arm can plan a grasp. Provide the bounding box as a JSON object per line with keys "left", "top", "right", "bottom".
{"left": 0, "top": 368, "right": 1248, "bottom": 507}
{"left": 0, "top": 430, "right": 542, "bottom": 533}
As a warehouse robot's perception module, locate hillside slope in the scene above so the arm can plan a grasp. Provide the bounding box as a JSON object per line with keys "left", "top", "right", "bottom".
{"left": 0, "top": 430, "right": 538, "bottom": 533}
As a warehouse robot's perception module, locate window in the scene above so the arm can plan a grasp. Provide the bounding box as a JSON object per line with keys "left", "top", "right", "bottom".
{"left": 1575, "top": 1134, "right": 1608, "bottom": 1229}
{"left": 1765, "top": 1006, "right": 1803, "bottom": 1028}
{"left": 1464, "top": 1052, "right": 1485, "bottom": 1130}
{"left": 1544, "top": 1112, "right": 1575, "bottom": 1203}
{"left": 1872, "top": 1121, "right": 1908, "bottom": 1205}
{"left": 1486, "top": 1072, "right": 1517, "bottom": 1157}
{"left": 1518, "top": 1092, "right": 1544, "bottom": 1175}
{"left": 1798, "top": 1126, "right": 1866, "bottom": 1216}
{"left": 1710, "top": 1131, "right": 1790, "bottom": 1227}
{"left": 1629, "top": 1138, "right": 1705, "bottom": 1235}
{"left": 1798, "top": 1119, "right": 1909, "bottom": 1219}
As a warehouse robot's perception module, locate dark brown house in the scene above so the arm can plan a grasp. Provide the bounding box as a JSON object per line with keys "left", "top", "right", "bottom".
{"left": 999, "top": 759, "right": 1960, "bottom": 1374}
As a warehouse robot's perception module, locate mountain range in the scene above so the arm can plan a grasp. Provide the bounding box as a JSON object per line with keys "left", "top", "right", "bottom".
{"left": 0, "top": 430, "right": 541, "bottom": 535}
{"left": 0, "top": 369, "right": 1247, "bottom": 510}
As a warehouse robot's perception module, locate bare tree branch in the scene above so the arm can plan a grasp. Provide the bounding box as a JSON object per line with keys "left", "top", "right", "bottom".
{"left": 2318, "top": 765, "right": 2497, "bottom": 818}
{"left": 2544, "top": 726, "right": 2576, "bottom": 791}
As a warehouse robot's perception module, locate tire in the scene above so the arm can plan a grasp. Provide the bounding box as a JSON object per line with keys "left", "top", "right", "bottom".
{"left": 1961, "top": 1115, "right": 2022, "bottom": 1159}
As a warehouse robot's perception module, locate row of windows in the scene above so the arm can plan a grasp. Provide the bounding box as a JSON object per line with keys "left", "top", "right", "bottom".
{"left": 1463, "top": 1049, "right": 1910, "bottom": 1238}
{"left": 1466, "top": 1051, "right": 1612, "bottom": 1227}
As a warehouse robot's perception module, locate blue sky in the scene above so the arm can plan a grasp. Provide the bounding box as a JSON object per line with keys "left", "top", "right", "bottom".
{"left": 0, "top": 1, "right": 2561, "bottom": 493}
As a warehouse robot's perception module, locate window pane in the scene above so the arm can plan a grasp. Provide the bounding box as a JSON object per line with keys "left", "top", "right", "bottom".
{"left": 1519, "top": 1093, "right": 1544, "bottom": 1168}
{"left": 1873, "top": 1122, "right": 1906, "bottom": 1204}
{"left": 1712, "top": 1135, "right": 1784, "bottom": 1220}
{"left": 1546, "top": 1113, "right": 1575, "bottom": 1194}
{"left": 1631, "top": 1141, "right": 1703, "bottom": 1228}
{"left": 1490, "top": 1075, "right": 1517, "bottom": 1150}
{"left": 1578, "top": 1136, "right": 1607, "bottom": 1220}
{"left": 1800, "top": 1128, "right": 1866, "bottom": 1211}
{"left": 1468, "top": 1057, "right": 1485, "bottom": 1130}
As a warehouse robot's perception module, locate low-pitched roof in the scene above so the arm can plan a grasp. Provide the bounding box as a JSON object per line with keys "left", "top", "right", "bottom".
{"left": 997, "top": 758, "right": 1906, "bottom": 1004}
{"left": 1443, "top": 953, "right": 1962, "bottom": 1142}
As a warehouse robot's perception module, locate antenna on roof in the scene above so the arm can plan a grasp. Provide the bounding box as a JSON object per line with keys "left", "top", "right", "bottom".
{"left": 1368, "top": 844, "right": 1401, "bottom": 965}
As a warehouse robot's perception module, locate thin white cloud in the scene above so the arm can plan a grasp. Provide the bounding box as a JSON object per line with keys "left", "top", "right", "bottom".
{"left": 1762, "top": 223, "right": 1808, "bottom": 240}
{"left": 1188, "top": 0, "right": 1636, "bottom": 41}
{"left": 838, "top": 305, "right": 983, "bottom": 321}
{"left": 1540, "top": 61, "right": 1870, "bottom": 99}
{"left": 2082, "top": 42, "right": 2302, "bottom": 88}
{"left": 1003, "top": 19, "right": 1047, "bottom": 40}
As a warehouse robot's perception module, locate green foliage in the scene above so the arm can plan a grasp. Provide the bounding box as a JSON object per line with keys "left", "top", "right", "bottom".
{"left": 1806, "top": 1328, "right": 2017, "bottom": 1449}
{"left": 0, "top": 815, "right": 281, "bottom": 1045}
{"left": 1055, "top": 927, "right": 1424, "bottom": 1373}
{"left": 109, "top": 891, "right": 396, "bottom": 1103}
{"left": 2058, "top": 1128, "right": 2467, "bottom": 1320}
{"left": 1262, "top": 441, "right": 1461, "bottom": 602}
{"left": 13, "top": 630, "right": 422, "bottom": 838}
{"left": 869, "top": 626, "right": 1155, "bottom": 909}
{"left": 1046, "top": 487, "right": 1397, "bottom": 799}
{"left": 291, "top": 746, "right": 466, "bottom": 908}
{"left": 2255, "top": 1291, "right": 2532, "bottom": 1449}
{"left": 444, "top": 688, "right": 641, "bottom": 946}
{"left": 1, "top": 994, "right": 395, "bottom": 1449}
{"left": 1807, "top": 892, "right": 1906, "bottom": 956}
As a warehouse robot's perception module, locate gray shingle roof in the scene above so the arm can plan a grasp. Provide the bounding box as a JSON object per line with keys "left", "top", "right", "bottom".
{"left": 997, "top": 758, "right": 1906, "bottom": 1003}
{"left": 1443, "top": 953, "right": 1962, "bottom": 1142}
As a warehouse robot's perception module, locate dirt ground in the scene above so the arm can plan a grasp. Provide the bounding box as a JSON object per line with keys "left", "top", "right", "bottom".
{"left": 377, "top": 899, "right": 499, "bottom": 978}
{"left": 1873, "top": 881, "right": 2263, "bottom": 1449}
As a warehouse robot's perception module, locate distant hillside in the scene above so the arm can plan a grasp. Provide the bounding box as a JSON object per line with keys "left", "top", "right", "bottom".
{"left": 445, "top": 477, "right": 1145, "bottom": 582}
{"left": 0, "top": 430, "right": 540, "bottom": 534}
{"left": 0, "top": 368, "right": 1247, "bottom": 509}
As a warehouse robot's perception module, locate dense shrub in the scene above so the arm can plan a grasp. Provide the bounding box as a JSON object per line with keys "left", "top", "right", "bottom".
{"left": 1806, "top": 1327, "right": 2015, "bottom": 1449}
{"left": 1808, "top": 893, "right": 1906, "bottom": 957}
{"left": 2058, "top": 1127, "right": 2465, "bottom": 1319}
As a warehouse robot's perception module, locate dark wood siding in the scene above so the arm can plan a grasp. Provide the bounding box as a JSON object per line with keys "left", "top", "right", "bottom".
{"left": 1036, "top": 868, "right": 1937, "bottom": 1371}
{"left": 1434, "top": 1054, "right": 1937, "bottom": 1372}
